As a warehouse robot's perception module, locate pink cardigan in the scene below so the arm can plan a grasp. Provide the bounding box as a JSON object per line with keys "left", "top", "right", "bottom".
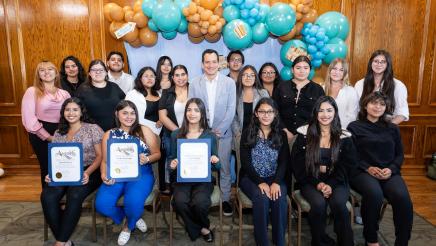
{"left": 21, "top": 87, "right": 70, "bottom": 140}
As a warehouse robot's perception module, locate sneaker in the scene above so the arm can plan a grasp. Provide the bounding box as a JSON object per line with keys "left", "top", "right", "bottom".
{"left": 223, "top": 201, "right": 233, "bottom": 216}
{"left": 135, "top": 218, "right": 147, "bottom": 232}
{"left": 117, "top": 230, "right": 131, "bottom": 246}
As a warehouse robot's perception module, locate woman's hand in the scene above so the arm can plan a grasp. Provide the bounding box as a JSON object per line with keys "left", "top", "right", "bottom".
{"left": 139, "top": 153, "right": 149, "bottom": 165}
{"left": 44, "top": 174, "right": 51, "bottom": 183}
{"left": 46, "top": 136, "right": 53, "bottom": 142}
{"left": 258, "top": 182, "right": 271, "bottom": 199}
{"left": 380, "top": 168, "right": 392, "bottom": 179}
{"left": 155, "top": 120, "right": 163, "bottom": 128}
{"left": 367, "top": 166, "right": 385, "bottom": 179}
{"left": 210, "top": 155, "right": 219, "bottom": 164}
{"left": 82, "top": 172, "right": 89, "bottom": 185}
{"left": 270, "top": 183, "right": 281, "bottom": 201}
{"left": 101, "top": 175, "right": 115, "bottom": 185}
{"left": 170, "top": 159, "right": 178, "bottom": 170}
{"left": 321, "top": 184, "right": 332, "bottom": 198}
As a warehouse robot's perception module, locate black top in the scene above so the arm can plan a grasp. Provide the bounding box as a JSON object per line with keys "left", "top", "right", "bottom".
{"left": 347, "top": 119, "right": 404, "bottom": 176}
{"left": 291, "top": 131, "right": 357, "bottom": 189}
{"left": 144, "top": 100, "right": 159, "bottom": 122}
{"left": 159, "top": 87, "right": 180, "bottom": 134}
{"left": 239, "top": 129, "right": 290, "bottom": 185}
{"left": 242, "top": 102, "right": 253, "bottom": 131}
{"left": 61, "top": 79, "right": 84, "bottom": 97}
{"left": 76, "top": 82, "right": 125, "bottom": 131}
{"left": 273, "top": 80, "right": 325, "bottom": 134}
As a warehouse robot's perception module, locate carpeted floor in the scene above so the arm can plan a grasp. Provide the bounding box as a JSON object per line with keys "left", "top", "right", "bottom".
{"left": 0, "top": 201, "right": 434, "bottom": 246}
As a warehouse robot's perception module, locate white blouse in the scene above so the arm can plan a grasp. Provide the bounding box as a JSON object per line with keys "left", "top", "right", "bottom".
{"left": 333, "top": 85, "right": 359, "bottom": 129}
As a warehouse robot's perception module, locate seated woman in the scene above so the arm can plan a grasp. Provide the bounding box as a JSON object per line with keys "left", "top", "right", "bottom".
{"left": 239, "top": 97, "right": 290, "bottom": 246}
{"left": 41, "top": 97, "right": 103, "bottom": 246}
{"left": 95, "top": 100, "right": 161, "bottom": 246}
{"left": 347, "top": 92, "right": 413, "bottom": 246}
{"left": 292, "top": 96, "right": 356, "bottom": 246}
{"left": 169, "top": 98, "right": 220, "bottom": 243}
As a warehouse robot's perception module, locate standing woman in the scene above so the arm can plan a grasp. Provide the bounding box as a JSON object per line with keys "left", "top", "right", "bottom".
{"left": 159, "top": 65, "right": 189, "bottom": 193}
{"left": 125, "top": 66, "right": 162, "bottom": 135}
{"left": 239, "top": 98, "right": 290, "bottom": 246}
{"left": 259, "top": 62, "right": 281, "bottom": 97}
{"left": 169, "top": 98, "right": 220, "bottom": 242}
{"left": 292, "top": 96, "right": 356, "bottom": 246}
{"left": 347, "top": 92, "right": 413, "bottom": 246}
{"left": 354, "top": 50, "right": 409, "bottom": 124}
{"left": 95, "top": 100, "right": 161, "bottom": 246}
{"left": 76, "top": 60, "right": 125, "bottom": 131}
{"left": 324, "top": 58, "right": 359, "bottom": 128}
{"left": 156, "top": 56, "right": 173, "bottom": 91}
{"left": 273, "top": 56, "right": 325, "bottom": 144}
{"left": 21, "top": 61, "right": 71, "bottom": 185}
{"left": 41, "top": 97, "right": 103, "bottom": 246}
{"left": 59, "top": 56, "right": 86, "bottom": 96}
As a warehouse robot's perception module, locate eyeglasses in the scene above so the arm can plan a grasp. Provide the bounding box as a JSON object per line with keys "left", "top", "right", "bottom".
{"left": 372, "top": 60, "right": 387, "bottom": 65}
{"left": 230, "top": 58, "right": 242, "bottom": 63}
{"left": 262, "top": 71, "right": 276, "bottom": 76}
{"left": 242, "top": 74, "right": 256, "bottom": 79}
{"left": 257, "top": 110, "right": 275, "bottom": 116}
{"left": 143, "top": 75, "right": 156, "bottom": 79}
{"left": 90, "top": 69, "right": 105, "bottom": 73}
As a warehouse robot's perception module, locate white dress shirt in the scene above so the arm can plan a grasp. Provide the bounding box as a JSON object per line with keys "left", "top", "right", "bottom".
{"left": 108, "top": 71, "right": 135, "bottom": 94}
{"left": 205, "top": 74, "right": 219, "bottom": 126}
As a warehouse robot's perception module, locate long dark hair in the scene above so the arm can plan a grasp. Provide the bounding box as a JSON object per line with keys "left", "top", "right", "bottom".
{"left": 114, "top": 100, "right": 144, "bottom": 140}
{"left": 60, "top": 56, "right": 86, "bottom": 84}
{"left": 243, "top": 97, "right": 282, "bottom": 149}
{"left": 155, "top": 56, "right": 173, "bottom": 89}
{"left": 236, "top": 65, "right": 264, "bottom": 96}
{"left": 358, "top": 91, "right": 391, "bottom": 126}
{"left": 169, "top": 64, "right": 189, "bottom": 88}
{"left": 259, "top": 62, "right": 280, "bottom": 87}
{"left": 361, "top": 50, "right": 395, "bottom": 114}
{"left": 305, "top": 96, "right": 342, "bottom": 177}
{"left": 58, "top": 97, "right": 94, "bottom": 135}
{"left": 87, "top": 59, "right": 109, "bottom": 83}
{"left": 177, "top": 98, "right": 210, "bottom": 138}
{"left": 134, "top": 66, "right": 159, "bottom": 97}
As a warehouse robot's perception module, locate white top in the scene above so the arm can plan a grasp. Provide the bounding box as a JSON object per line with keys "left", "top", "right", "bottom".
{"left": 174, "top": 100, "right": 186, "bottom": 127}
{"left": 354, "top": 78, "right": 409, "bottom": 121}
{"left": 108, "top": 71, "right": 135, "bottom": 94}
{"left": 205, "top": 74, "right": 219, "bottom": 126}
{"left": 333, "top": 85, "right": 359, "bottom": 129}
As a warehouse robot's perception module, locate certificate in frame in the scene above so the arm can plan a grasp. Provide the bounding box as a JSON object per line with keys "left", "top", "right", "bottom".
{"left": 48, "top": 142, "right": 84, "bottom": 186}
{"left": 177, "top": 138, "right": 211, "bottom": 182}
{"left": 107, "top": 138, "right": 141, "bottom": 182}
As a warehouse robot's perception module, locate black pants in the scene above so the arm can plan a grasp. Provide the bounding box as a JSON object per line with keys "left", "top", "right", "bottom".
{"left": 301, "top": 183, "right": 354, "bottom": 246}
{"left": 28, "top": 121, "right": 58, "bottom": 186}
{"left": 40, "top": 169, "right": 101, "bottom": 242}
{"left": 351, "top": 173, "right": 413, "bottom": 246}
{"left": 172, "top": 182, "right": 214, "bottom": 241}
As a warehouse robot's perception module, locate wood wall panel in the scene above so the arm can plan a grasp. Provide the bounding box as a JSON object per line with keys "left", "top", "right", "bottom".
{"left": 0, "top": 0, "right": 16, "bottom": 106}
{"left": 399, "top": 126, "right": 417, "bottom": 159}
{"left": 423, "top": 126, "right": 436, "bottom": 158}
{"left": 0, "top": 125, "right": 20, "bottom": 157}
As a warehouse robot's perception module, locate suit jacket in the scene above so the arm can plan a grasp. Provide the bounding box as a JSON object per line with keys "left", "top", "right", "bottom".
{"left": 188, "top": 73, "right": 236, "bottom": 138}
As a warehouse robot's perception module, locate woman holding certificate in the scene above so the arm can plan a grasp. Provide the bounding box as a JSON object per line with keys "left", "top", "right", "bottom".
{"left": 95, "top": 100, "right": 160, "bottom": 246}
{"left": 41, "top": 97, "right": 103, "bottom": 246}
{"left": 169, "top": 98, "right": 220, "bottom": 243}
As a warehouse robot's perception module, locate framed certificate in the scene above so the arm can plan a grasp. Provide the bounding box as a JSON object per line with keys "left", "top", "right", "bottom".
{"left": 177, "top": 138, "right": 211, "bottom": 182}
{"left": 48, "top": 143, "right": 83, "bottom": 186}
{"left": 107, "top": 138, "right": 141, "bottom": 182}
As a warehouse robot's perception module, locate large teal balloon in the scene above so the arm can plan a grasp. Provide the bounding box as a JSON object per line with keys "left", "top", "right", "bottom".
{"left": 223, "top": 19, "right": 253, "bottom": 50}
{"left": 315, "top": 11, "right": 349, "bottom": 40}
{"left": 223, "top": 5, "right": 240, "bottom": 22}
{"left": 323, "top": 38, "right": 348, "bottom": 64}
{"left": 142, "top": 0, "right": 156, "bottom": 18}
{"left": 177, "top": 17, "right": 188, "bottom": 33}
{"left": 148, "top": 19, "right": 159, "bottom": 32}
{"left": 162, "top": 31, "right": 177, "bottom": 40}
{"left": 152, "top": 1, "right": 182, "bottom": 32}
{"left": 266, "top": 3, "right": 296, "bottom": 36}
{"left": 252, "top": 23, "right": 269, "bottom": 44}
{"left": 280, "top": 39, "right": 307, "bottom": 67}
{"left": 280, "top": 66, "right": 292, "bottom": 81}
{"left": 174, "top": 0, "right": 191, "bottom": 9}
{"left": 258, "top": 4, "right": 270, "bottom": 23}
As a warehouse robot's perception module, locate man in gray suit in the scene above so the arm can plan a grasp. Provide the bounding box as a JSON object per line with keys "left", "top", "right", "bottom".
{"left": 189, "top": 49, "right": 236, "bottom": 216}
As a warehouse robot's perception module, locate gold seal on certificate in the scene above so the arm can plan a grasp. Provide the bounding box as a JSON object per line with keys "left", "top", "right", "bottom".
{"left": 55, "top": 172, "right": 62, "bottom": 179}
{"left": 49, "top": 144, "right": 83, "bottom": 185}
{"left": 108, "top": 139, "right": 140, "bottom": 181}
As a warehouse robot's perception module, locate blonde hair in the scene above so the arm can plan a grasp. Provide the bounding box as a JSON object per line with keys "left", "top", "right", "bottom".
{"left": 324, "top": 58, "right": 350, "bottom": 96}
{"left": 33, "top": 61, "right": 61, "bottom": 99}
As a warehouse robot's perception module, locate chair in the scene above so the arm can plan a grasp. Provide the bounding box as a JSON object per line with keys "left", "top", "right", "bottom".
{"left": 234, "top": 135, "right": 293, "bottom": 246}
{"left": 349, "top": 188, "right": 389, "bottom": 223}
{"left": 43, "top": 190, "right": 97, "bottom": 242}
{"left": 169, "top": 170, "right": 223, "bottom": 246}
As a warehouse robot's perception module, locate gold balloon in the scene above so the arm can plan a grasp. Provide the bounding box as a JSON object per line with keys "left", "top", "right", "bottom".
{"left": 182, "top": 8, "right": 190, "bottom": 17}
{"left": 200, "top": 9, "right": 213, "bottom": 21}
{"left": 200, "top": 0, "right": 220, "bottom": 10}
{"left": 188, "top": 23, "right": 203, "bottom": 37}
{"left": 207, "top": 25, "right": 217, "bottom": 35}
{"left": 123, "top": 27, "right": 139, "bottom": 42}
{"left": 188, "top": 35, "right": 204, "bottom": 43}
{"left": 209, "top": 14, "right": 219, "bottom": 24}
{"left": 290, "top": 0, "right": 301, "bottom": 5}
{"left": 205, "top": 33, "right": 221, "bottom": 43}
{"left": 188, "top": 3, "right": 198, "bottom": 15}
{"left": 139, "top": 27, "right": 158, "bottom": 46}
{"left": 295, "top": 21, "right": 304, "bottom": 33}
{"left": 110, "top": 4, "right": 124, "bottom": 22}
{"left": 123, "top": 6, "right": 133, "bottom": 13}
{"left": 296, "top": 12, "right": 302, "bottom": 21}
{"left": 133, "top": 0, "right": 142, "bottom": 12}
{"left": 215, "top": 21, "right": 223, "bottom": 30}
{"left": 109, "top": 21, "right": 125, "bottom": 39}
{"left": 192, "top": 13, "right": 201, "bottom": 22}
{"left": 133, "top": 12, "right": 148, "bottom": 28}
{"left": 201, "top": 21, "right": 210, "bottom": 29}
{"left": 278, "top": 27, "right": 296, "bottom": 41}
{"left": 129, "top": 38, "right": 142, "bottom": 47}
{"left": 213, "top": 6, "right": 223, "bottom": 16}
{"left": 301, "top": 8, "right": 317, "bottom": 23}
{"left": 124, "top": 10, "right": 135, "bottom": 22}
{"left": 200, "top": 27, "right": 208, "bottom": 34}
{"left": 104, "top": 3, "right": 117, "bottom": 22}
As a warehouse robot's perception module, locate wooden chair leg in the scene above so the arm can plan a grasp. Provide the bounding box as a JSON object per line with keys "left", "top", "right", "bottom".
{"left": 170, "top": 199, "right": 173, "bottom": 246}
{"left": 43, "top": 217, "right": 48, "bottom": 241}
{"left": 220, "top": 199, "right": 223, "bottom": 246}
{"left": 103, "top": 216, "right": 107, "bottom": 246}
{"left": 297, "top": 206, "right": 302, "bottom": 246}
{"left": 238, "top": 202, "right": 243, "bottom": 246}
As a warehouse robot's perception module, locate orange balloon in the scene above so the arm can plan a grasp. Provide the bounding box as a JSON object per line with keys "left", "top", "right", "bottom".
{"left": 124, "top": 10, "right": 135, "bottom": 22}
{"left": 133, "top": 12, "right": 148, "bottom": 28}
{"left": 209, "top": 15, "right": 219, "bottom": 25}
{"left": 197, "top": 6, "right": 205, "bottom": 13}
{"left": 259, "top": 0, "right": 270, "bottom": 5}
{"left": 213, "top": 6, "right": 223, "bottom": 16}
{"left": 218, "top": 18, "right": 226, "bottom": 26}
{"left": 201, "top": 21, "right": 210, "bottom": 29}
{"left": 200, "top": 0, "right": 220, "bottom": 10}
{"left": 123, "top": 6, "right": 133, "bottom": 13}
{"left": 123, "top": 27, "right": 139, "bottom": 42}
{"left": 215, "top": 21, "right": 223, "bottom": 31}
{"left": 192, "top": 13, "right": 201, "bottom": 22}
{"left": 110, "top": 4, "right": 124, "bottom": 22}
{"left": 133, "top": 0, "right": 142, "bottom": 12}
{"left": 109, "top": 21, "right": 125, "bottom": 39}
{"left": 139, "top": 28, "right": 158, "bottom": 46}
{"left": 289, "top": 4, "right": 296, "bottom": 11}
{"left": 200, "top": 27, "right": 208, "bottom": 35}
{"left": 188, "top": 23, "right": 203, "bottom": 37}
{"left": 290, "top": 0, "right": 301, "bottom": 5}
{"left": 188, "top": 35, "right": 204, "bottom": 44}
{"left": 270, "top": 0, "right": 288, "bottom": 5}
{"left": 194, "top": 0, "right": 201, "bottom": 4}
{"left": 200, "top": 10, "right": 213, "bottom": 21}
{"left": 279, "top": 27, "right": 296, "bottom": 41}
{"left": 104, "top": 3, "right": 117, "bottom": 22}
{"left": 208, "top": 25, "right": 217, "bottom": 35}
{"left": 182, "top": 8, "right": 190, "bottom": 17}
{"left": 301, "top": 8, "right": 317, "bottom": 23}
{"left": 205, "top": 33, "right": 221, "bottom": 43}
{"left": 129, "top": 38, "right": 142, "bottom": 47}
{"left": 295, "top": 21, "right": 304, "bottom": 34}
{"left": 296, "top": 12, "right": 302, "bottom": 21}
{"left": 188, "top": 3, "right": 198, "bottom": 15}
{"left": 302, "top": 0, "right": 313, "bottom": 6}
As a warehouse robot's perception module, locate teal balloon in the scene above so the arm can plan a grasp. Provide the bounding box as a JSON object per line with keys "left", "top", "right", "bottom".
{"left": 252, "top": 23, "right": 269, "bottom": 44}
{"left": 280, "top": 39, "right": 307, "bottom": 67}
{"left": 309, "top": 69, "right": 315, "bottom": 80}
{"left": 315, "top": 11, "right": 350, "bottom": 40}
{"left": 258, "top": 4, "right": 270, "bottom": 23}
{"left": 174, "top": 0, "right": 191, "bottom": 9}
{"left": 223, "top": 19, "right": 253, "bottom": 50}
{"left": 162, "top": 31, "right": 177, "bottom": 40}
{"left": 266, "top": 3, "right": 296, "bottom": 36}
{"left": 152, "top": 1, "right": 181, "bottom": 32}
{"left": 323, "top": 38, "right": 348, "bottom": 64}
{"left": 280, "top": 66, "right": 292, "bottom": 81}
{"left": 177, "top": 17, "right": 188, "bottom": 33}
{"left": 223, "top": 5, "right": 240, "bottom": 22}
{"left": 142, "top": 0, "right": 156, "bottom": 17}
{"left": 148, "top": 19, "right": 159, "bottom": 32}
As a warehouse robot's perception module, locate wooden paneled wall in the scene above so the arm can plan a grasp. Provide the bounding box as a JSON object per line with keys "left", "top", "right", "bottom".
{"left": 0, "top": 0, "right": 435, "bottom": 175}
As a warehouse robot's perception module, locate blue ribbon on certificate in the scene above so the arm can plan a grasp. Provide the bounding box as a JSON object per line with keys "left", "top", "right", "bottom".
{"left": 107, "top": 138, "right": 141, "bottom": 182}
{"left": 177, "top": 138, "right": 211, "bottom": 183}
{"left": 48, "top": 143, "right": 84, "bottom": 186}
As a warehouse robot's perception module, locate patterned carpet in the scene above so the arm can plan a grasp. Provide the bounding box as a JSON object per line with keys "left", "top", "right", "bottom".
{"left": 0, "top": 201, "right": 434, "bottom": 246}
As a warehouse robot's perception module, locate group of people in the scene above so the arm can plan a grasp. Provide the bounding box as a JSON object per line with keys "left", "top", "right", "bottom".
{"left": 21, "top": 48, "right": 413, "bottom": 246}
